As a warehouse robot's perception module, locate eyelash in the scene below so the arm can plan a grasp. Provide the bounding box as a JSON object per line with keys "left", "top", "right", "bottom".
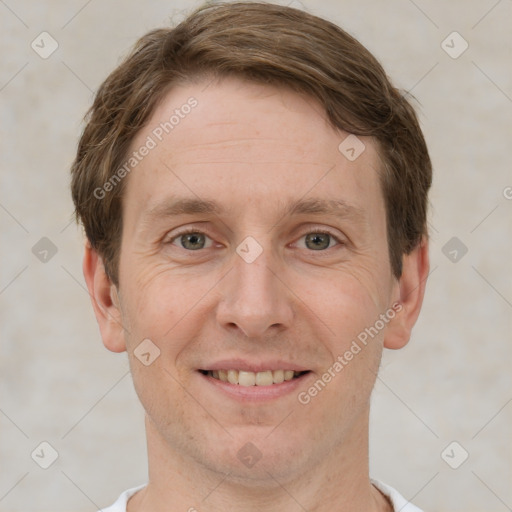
{"left": 166, "top": 227, "right": 344, "bottom": 251}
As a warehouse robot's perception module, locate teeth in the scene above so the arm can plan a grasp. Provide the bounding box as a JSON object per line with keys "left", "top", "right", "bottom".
{"left": 273, "top": 369, "right": 284, "bottom": 384}
{"left": 206, "top": 369, "right": 305, "bottom": 386}
{"left": 239, "top": 371, "right": 256, "bottom": 386}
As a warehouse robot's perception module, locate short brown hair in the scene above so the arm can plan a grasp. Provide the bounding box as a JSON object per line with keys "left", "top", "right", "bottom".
{"left": 71, "top": 1, "right": 432, "bottom": 286}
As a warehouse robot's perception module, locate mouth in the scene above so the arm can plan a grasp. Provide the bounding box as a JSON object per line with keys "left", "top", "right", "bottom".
{"left": 198, "top": 369, "right": 311, "bottom": 386}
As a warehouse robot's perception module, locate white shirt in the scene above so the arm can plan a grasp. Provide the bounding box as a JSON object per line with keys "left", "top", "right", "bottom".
{"left": 98, "top": 479, "right": 423, "bottom": 511}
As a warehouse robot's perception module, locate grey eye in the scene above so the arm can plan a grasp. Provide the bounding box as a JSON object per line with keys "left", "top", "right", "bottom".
{"left": 179, "top": 232, "right": 207, "bottom": 250}
{"left": 304, "top": 232, "right": 333, "bottom": 250}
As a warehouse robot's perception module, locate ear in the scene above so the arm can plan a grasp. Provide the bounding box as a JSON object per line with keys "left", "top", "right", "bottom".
{"left": 384, "top": 236, "right": 430, "bottom": 350}
{"left": 82, "top": 241, "right": 127, "bottom": 353}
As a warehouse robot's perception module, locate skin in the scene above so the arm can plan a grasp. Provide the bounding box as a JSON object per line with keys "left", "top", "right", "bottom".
{"left": 83, "top": 76, "right": 429, "bottom": 512}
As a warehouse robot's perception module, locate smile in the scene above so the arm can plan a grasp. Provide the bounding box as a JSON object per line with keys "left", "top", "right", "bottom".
{"left": 199, "top": 369, "right": 310, "bottom": 386}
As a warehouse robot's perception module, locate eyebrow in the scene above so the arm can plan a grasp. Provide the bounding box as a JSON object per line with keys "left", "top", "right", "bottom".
{"left": 141, "top": 196, "right": 366, "bottom": 229}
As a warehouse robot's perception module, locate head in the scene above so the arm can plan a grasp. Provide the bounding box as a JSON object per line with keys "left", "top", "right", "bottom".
{"left": 73, "top": 1, "right": 431, "bottom": 485}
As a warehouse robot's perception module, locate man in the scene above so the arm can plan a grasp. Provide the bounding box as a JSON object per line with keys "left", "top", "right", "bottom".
{"left": 71, "top": 2, "right": 431, "bottom": 511}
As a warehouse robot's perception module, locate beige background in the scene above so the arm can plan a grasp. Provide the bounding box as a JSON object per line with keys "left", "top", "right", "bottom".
{"left": 1, "top": 0, "right": 511, "bottom": 511}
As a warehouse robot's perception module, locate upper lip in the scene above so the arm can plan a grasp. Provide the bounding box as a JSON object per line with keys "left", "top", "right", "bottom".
{"left": 198, "top": 359, "right": 311, "bottom": 373}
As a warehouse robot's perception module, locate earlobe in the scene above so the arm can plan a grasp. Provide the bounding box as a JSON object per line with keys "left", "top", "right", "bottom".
{"left": 82, "top": 241, "right": 127, "bottom": 353}
{"left": 384, "top": 237, "right": 430, "bottom": 350}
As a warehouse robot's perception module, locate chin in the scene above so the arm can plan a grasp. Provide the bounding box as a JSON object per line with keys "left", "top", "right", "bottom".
{"left": 197, "top": 430, "right": 312, "bottom": 483}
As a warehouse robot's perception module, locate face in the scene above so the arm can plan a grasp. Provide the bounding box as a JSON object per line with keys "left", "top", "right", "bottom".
{"left": 90, "top": 76, "right": 424, "bottom": 483}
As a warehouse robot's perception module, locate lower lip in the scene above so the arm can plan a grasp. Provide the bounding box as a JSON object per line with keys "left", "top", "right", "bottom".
{"left": 198, "top": 371, "right": 312, "bottom": 402}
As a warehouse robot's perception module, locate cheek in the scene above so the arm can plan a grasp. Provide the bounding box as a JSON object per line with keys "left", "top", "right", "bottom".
{"left": 128, "top": 359, "right": 195, "bottom": 439}
{"left": 296, "top": 267, "right": 390, "bottom": 391}
{"left": 302, "top": 265, "right": 389, "bottom": 338}
{"left": 119, "top": 261, "right": 217, "bottom": 355}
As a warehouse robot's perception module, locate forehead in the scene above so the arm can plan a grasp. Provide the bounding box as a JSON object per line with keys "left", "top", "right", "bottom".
{"left": 123, "top": 76, "right": 384, "bottom": 226}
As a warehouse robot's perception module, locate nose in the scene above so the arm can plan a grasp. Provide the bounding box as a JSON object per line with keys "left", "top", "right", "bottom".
{"left": 215, "top": 242, "right": 294, "bottom": 339}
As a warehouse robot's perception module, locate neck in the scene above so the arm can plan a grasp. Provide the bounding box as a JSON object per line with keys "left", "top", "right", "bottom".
{"left": 128, "top": 411, "right": 392, "bottom": 512}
